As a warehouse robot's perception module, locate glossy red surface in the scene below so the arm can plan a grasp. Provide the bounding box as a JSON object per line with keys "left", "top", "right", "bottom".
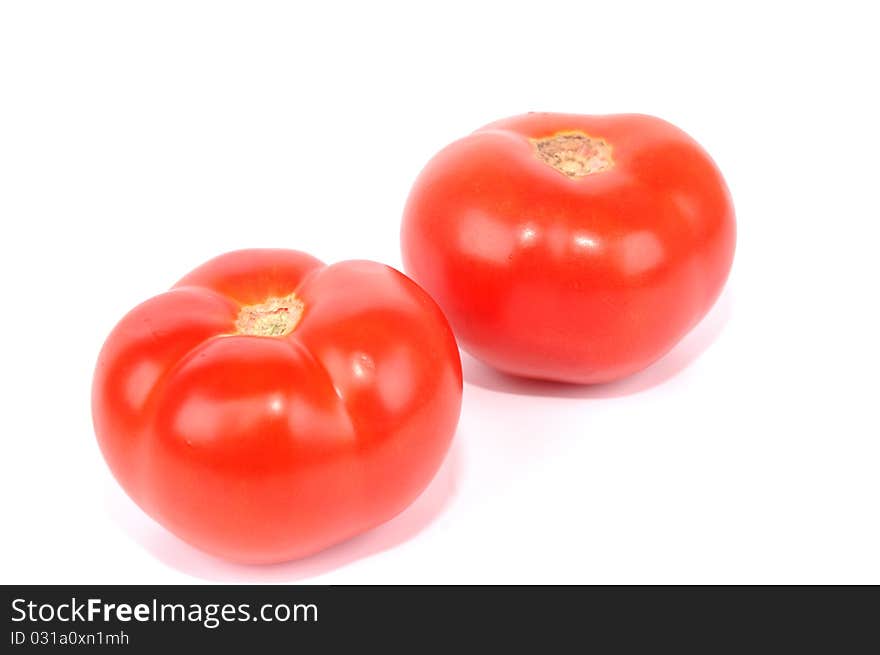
{"left": 92, "top": 249, "right": 462, "bottom": 563}
{"left": 402, "top": 113, "right": 736, "bottom": 383}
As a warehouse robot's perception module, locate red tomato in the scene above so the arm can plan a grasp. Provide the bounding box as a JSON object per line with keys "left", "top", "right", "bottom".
{"left": 92, "top": 249, "right": 462, "bottom": 563}
{"left": 401, "top": 113, "right": 736, "bottom": 383}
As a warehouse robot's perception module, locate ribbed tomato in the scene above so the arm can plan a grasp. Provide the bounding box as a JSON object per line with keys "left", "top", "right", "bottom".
{"left": 92, "top": 249, "right": 462, "bottom": 563}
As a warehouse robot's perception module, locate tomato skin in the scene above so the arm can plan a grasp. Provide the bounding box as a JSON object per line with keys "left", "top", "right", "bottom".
{"left": 401, "top": 113, "right": 736, "bottom": 384}
{"left": 92, "top": 249, "right": 462, "bottom": 563}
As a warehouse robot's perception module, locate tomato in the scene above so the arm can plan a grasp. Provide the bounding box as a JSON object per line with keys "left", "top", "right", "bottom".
{"left": 92, "top": 249, "right": 462, "bottom": 563}
{"left": 401, "top": 112, "right": 736, "bottom": 384}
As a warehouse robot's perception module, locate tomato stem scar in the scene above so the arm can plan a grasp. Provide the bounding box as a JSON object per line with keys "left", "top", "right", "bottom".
{"left": 234, "top": 292, "right": 304, "bottom": 337}
{"left": 531, "top": 131, "right": 614, "bottom": 179}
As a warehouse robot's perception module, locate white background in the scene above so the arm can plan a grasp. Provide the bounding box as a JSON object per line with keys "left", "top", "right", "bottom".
{"left": 1, "top": 1, "right": 878, "bottom": 584}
